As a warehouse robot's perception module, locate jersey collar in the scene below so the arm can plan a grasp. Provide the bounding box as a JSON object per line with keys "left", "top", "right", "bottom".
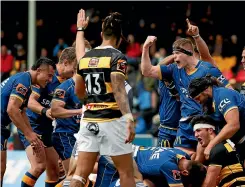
{"left": 95, "top": 45, "right": 122, "bottom": 53}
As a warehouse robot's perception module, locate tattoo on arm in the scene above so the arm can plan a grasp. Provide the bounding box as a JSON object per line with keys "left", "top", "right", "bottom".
{"left": 111, "top": 73, "right": 131, "bottom": 115}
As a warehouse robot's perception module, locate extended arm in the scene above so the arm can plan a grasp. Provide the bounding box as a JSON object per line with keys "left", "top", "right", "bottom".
{"left": 208, "top": 108, "right": 239, "bottom": 150}
{"left": 51, "top": 100, "right": 83, "bottom": 118}
{"left": 202, "top": 166, "right": 221, "bottom": 187}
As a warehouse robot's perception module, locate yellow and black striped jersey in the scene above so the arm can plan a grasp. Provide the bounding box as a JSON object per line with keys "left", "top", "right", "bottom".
{"left": 208, "top": 141, "right": 245, "bottom": 187}
{"left": 77, "top": 46, "right": 127, "bottom": 122}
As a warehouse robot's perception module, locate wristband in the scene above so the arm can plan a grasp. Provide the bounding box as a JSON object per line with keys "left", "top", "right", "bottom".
{"left": 192, "top": 34, "right": 200, "bottom": 38}
{"left": 77, "top": 27, "right": 86, "bottom": 32}
{"left": 123, "top": 113, "right": 134, "bottom": 122}
{"left": 41, "top": 108, "right": 48, "bottom": 116}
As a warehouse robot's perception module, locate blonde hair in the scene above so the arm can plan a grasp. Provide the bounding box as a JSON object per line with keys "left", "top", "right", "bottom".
{"left": 173, "top": 38, "right": 194, "bottom": 52}
{"left": 59, "top": 47, "right": 76, "bottom": 64}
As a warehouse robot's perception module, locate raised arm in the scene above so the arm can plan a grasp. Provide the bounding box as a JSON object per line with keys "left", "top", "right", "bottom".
{"left": 76, "top": 9, "right": 89, "bottom": 61}
{"left": 186, "top": 19, "right": 216, "bottom": 66}
{"left": 141, "top": 36, "right": 161, "bottom": 79}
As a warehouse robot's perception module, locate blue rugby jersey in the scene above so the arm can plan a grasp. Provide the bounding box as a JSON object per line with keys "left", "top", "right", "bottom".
{"left": 52, "top": 78, "right": 82, "bottom": 134}
{"left": 135, "top": 146, "right": 190, "bottom": 186}
{"left": 159, "top": 61, "right": 229, "bottom": 117}
{"left": 211, "top": 87, "right": 245, "bottom": 144}
{"left": 158, "top": 80, "right": 181, "bottom": 128}
{"left": 1, "top": 72, "right": 32, "bottom": 126}
{"left": 26, "top": 70, "right": 65, "bottom": 132}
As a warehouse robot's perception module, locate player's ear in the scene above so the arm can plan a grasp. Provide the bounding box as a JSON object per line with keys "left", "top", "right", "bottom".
{"left": 63, "top": 59, "right": 68, "bottom": 66}
{"left": 181, "top": 170, "right": 189, "bottom": 176}
{"left": 100, "top": 32, "right": 103, "bottom": 39}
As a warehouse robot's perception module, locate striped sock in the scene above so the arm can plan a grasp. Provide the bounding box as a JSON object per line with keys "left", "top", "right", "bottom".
{"left": 45, "top": 180, "right": 59, "bottom": 187}
{"left": 62, "top": 180, "right": 70, "bottom": 187}
{"left": 21, "top": 172, "right": 37, "bottom": 187}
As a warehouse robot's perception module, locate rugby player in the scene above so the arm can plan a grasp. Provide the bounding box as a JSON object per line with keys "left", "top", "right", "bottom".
{"left": 98, "top": 145, "right": 206, "bottom": 187}
{"left": 191, "top": 115, "right": 245, "bottom": 187}
{"left": 19, "top": 47, "right": 77, "bottom": 187}
{"left": 51, "top": 40, "right": 92, "bottom": 175}
{"left": 70, "top": 9, "right": 135, "bottom": 187}
{"left": 141, "top": 35, "right": 230, "bottom": 156}
{"left": 1, "top": 57, "right": 55, "bottom": 185}
{"left": 188, "top": 75, "right": 245, "bottom": 165}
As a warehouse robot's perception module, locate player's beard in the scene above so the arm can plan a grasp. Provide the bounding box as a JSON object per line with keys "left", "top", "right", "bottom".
{"left": 202, "top": 98, "right": 214, "bottom": 115}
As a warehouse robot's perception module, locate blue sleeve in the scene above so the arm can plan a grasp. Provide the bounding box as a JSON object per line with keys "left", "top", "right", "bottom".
{"left": 10, "top": 75, "right": 31, "bottom": 103}
{"left": 208, "top": 67, "right": 229, "bottom": 87}
{"left": 31, "top": 84, "right": 41, "bottom": 97}
{"left": 160, "top": 162, "right": 183, "bottom": 186}
{"left": 159, "top": 64, "right": 174, "bottom": 81}
{"left": 52, "top": 84, "right": 69, "bottom": 103}
{"left": 216, "top": 90, "right": 238, "bottom": 117}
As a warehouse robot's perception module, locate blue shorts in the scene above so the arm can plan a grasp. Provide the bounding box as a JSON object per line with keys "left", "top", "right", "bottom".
{"left": 1, "top": 126, "right": 10, "bottom": 151}
{"left": 18, "top": 127, "right": 53, "bottom": 148}
{"left": 52, "top": 132, "right": 76, "bottom": 160}
{"left": 94, "top": 156, "right": 119, "bottom": 187}
{"left": 158, "top": 125, "right": 177, "bottom": 147}
{"left": 173, "top": 120, "right": 197, "bottom": 150}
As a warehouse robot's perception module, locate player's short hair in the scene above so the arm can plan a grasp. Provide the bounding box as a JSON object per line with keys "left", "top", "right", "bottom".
{"left": 187, "top": 160, "right": 207, "bottom": 187}
{"left": 102, "top": 12, "right": 124, "bottom": 45}
{"left": 31, "top": 57, "right": 56, "bottom": 70}
{"left": 173, "top": 38, "right": 194, "bottom": 52}
{"left": 190, "top": 115, "right": 217, "bottom": 132}
{"left": 188, "top": 74, "right": 222, "bottom": 98}
{"left": 58, "top": 47, "right": 76, "bottom": 64}
{"left": 72, "top": 39, "right": 92, "bottom": 50}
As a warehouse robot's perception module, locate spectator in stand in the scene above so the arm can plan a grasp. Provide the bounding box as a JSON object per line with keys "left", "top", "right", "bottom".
{"left": 212, "top": 34, "right": 223, "bottom": 56}
{"left": 1, "top": 45, "right": 14, "bottom": 81}
{"left": 12, "top": 31, "right": 26, "bottom": 57}
{"left": 53, "top": 38, "right": 68, "bottom": 57}
{"left": 1, "top": 31, "right": 7, "bottom": 46}
{"left": 126, "top": 34, "right": 141, "bottom": 66}
{"left": 40, "top": 48, "right": 48, "bottom": 58}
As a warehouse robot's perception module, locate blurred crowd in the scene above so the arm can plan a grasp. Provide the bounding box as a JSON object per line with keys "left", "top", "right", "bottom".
{"left": 1, "top": 2, "right": 245, "bottom": 149}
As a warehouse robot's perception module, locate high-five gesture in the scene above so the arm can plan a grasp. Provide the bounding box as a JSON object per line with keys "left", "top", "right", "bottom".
{"left": 143, "top": 36, "right": 157, "bottom": 49}
{"left": 77, "top": 9, "right": 89, "bottom": 29}
{"left": 186, "top": 18, "right": 199, "bottom": 37}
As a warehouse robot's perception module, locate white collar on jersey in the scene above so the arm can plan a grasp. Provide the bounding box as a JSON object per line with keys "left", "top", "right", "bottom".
{"left": 95, "top": 45, "right": 122, "bottom": 53}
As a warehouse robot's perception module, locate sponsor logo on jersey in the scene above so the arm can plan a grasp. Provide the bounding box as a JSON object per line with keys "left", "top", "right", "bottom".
{"left": 88, "top": 58, "right": 99, "bottom": 67}
{"left": 16, "top": 83, "right": 28, "bottom": 96}
{"left": 117, "top": 59, "right": 127, "bottom": 73}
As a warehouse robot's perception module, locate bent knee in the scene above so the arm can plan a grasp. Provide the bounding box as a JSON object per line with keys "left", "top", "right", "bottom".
{"left": 32, "top": 163, "right": 46, "bottom": 175}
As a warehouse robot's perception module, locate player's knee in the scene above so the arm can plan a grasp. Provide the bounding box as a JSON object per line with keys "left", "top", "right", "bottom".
{"left": 118, "top": 168, "right": 134, "bottom": 179}
{"left": 33, "top": 163, "right": 46, "bottom": 175}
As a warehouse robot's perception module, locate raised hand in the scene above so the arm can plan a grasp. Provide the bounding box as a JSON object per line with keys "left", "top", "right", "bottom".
{"left": 143, "top": 36, "right": 157, "bottom": 49}
{"left": 77, "top": 9, "right": 89, "bottom": 29}
{"left": 186, "top": 18, "right": 199, "bottom": 37}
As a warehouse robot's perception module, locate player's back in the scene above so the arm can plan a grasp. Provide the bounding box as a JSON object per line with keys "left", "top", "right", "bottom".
{"left": 158, "top": 80, "right": 181, "bottom": 127}
{"left": 1, "top": 72, "right": 32, "bottom": 126}
{"left": 77, "top": 46, "right": 127, "bottom": 122}
{"left": 209, "top": 142, "right": 245, "bottom": 187}
{"left": 134, "top": 146, "right": 189, "bottom": 176}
